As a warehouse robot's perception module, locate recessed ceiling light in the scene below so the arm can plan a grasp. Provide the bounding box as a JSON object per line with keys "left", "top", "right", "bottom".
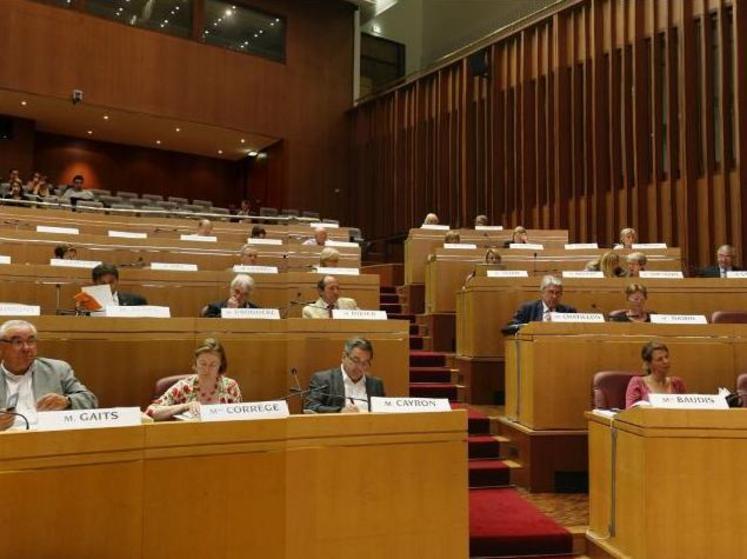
{"left": 20, "top": 100, "right": 27, "bottom": 106}
{"left": 87, "top": 130, "right": 93, "bottom": 134}
{"left": 156, "top": 140, "right": 162, "bottom": 145}
{"left": 175, "top": 127, "right": 181, "bottom": 132}
{"left": 218, "top": 149, "right": 223, "bottom": 155}
{"left": 240, "top": 138, "right": 246, "bottom": 144}
{"left": 103, "top": 115, "right": 109, "bottom": 120}
{"left": 248, "top": 151, "right": 258, "bottom": 157}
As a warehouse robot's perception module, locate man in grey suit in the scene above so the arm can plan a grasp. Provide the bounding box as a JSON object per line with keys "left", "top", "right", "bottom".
{"left": 304, "top": 337, "right": 385, "bottom": 413}
{"left": 0, "top": 320, "right": 97, "bottom": 431}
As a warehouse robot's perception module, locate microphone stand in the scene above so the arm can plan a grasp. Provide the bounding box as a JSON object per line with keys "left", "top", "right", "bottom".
{"left": 0, "top": 410, "right": 30, "bottom": 430}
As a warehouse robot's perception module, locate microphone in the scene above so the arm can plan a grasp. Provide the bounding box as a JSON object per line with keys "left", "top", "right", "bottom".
{"left": 0, "top": 410, "right": 30, "bottom": 430}
{"left": 289, "top": 368, "right": 302, "bottom": 393}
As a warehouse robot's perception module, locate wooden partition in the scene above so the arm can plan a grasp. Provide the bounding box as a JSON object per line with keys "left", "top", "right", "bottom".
{"left": 0, "top": 412, "right": 468, "bottom": 559}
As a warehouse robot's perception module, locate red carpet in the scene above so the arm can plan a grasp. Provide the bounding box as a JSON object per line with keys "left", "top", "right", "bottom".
{"left": 409, "top": 350, "right": 447, "bottom": 367}
{"left": 470, "top": 488, "right": 573, "bottom": 557}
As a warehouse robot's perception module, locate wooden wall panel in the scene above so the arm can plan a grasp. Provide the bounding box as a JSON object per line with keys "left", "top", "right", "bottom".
{"left": 351, "top": 0, "right": 742, "bottom": 269}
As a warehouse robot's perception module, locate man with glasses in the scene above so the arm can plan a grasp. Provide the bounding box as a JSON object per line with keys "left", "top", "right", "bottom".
{"left": 303, "top": 337, "right": 385, "bottom": 413}
{"left": 0, "top": 320, "right": 97, "bottom": 431}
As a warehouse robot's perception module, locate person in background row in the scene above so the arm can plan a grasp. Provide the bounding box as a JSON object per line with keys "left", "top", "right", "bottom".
{"left": 608, "top": 283, "right": 653, "bottom": 323}
{"left": 237, "top": 200, "right": 252, "bottom": 216}
{"left": 304, "top": 337, "right": 385, "bottom": 413}
{"left": 0, "top": 319, "right": 98, "bottom": 431}
{"left": 625, "top": 341, "right": 686, "bottom": 408}
{"left": 615, "top": 227, "right": 637, "bottom": 249}
{"left": 196, "top": 219, "right": 213, "bottom": 236}
{"left": 319, "top": 247, "right": 341, "bottom": 268}
{"left": 302, "top": 275, "right": 358, "bottom": 318}
{"left": 145, "top": 338, "right": 242, "bottom": 421}
{"left": 24, "top": 172, "right": 42, "bottom": 193}
{"left": 91, "top": 263, "right": 148, "bottom": 306}
{"left": 238, "top": 245, "right": 259, "bottom": 266}
{"left": 303, "top": 226, "right": 328, "bottom": 246}
{"left": 61, "top": 175, "right": 94, "bottom": 202}
{"left": 6, "top": 169, "right": 21, "bottom": 188}
{"left": 250, "top": 225, "right": 266, "bottom": 239}
{"left": 444, "top": 231, "right": 461, "bottom": 244}
{"left": 626, "top": 252, "right": 647, "bottom": 277}
{"left": 31, "top": 178, "right": 52, "bottom": 200}
{"left": 485, "top": 248, "right": 502, "bottom": 265}
{"left": 503, "top": 226, "right": 528, "bottom": 247}
{"left": 502, "top": 275, "right": 577, "bottom": 335}
{"left": 423, "top": 213, "right": 440, "bottom": 225}
{"left": 474, "top": 215, "right": 489, "bottom": 227}
{"left": 2, "top": 182, "right": 28, "bottom": 205}
{"left": 53, "top": 244, "right": 78, "bottom": 260}
{"left": 201, "top": 274, "right": 258, "bottom": 317}
{"left": 599, "top": 251, "right": 627, "bottom": 277}
{"left": 697, "top": 244, "right": 742, "bottom": 278}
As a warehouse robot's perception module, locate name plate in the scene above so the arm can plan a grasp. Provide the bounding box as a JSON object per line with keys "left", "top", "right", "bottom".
{"left": 180, "top": 234, "right": 217, "bottom": 242}
{"left": 309, "top": 222, "right": 339, "bottom": 229}
{"left": 726, "top": 271, "right": 747, "bottom": 279}
{"left": 246, "top": 238, "right": 283, "bottom": 245}
{"left": 37, "top": 407, "right": 141, "bottom": 431}
{"left": 220, "top": 308, "right": 280, "bottom": 320}
{"left": 104, "top": 305, "right": 170, "bottom": 318}
{"left": 475, "top": 225, "right": 503, "bottom": 231}
{"left": 232, "top": 265, "right": 279, "bottom": 274}
{"left": 648, "top": 393, "right": 728, "bottom": 410}
{"left": 108, "top": 230, "right": 147, "bottom": 239}
{"left": 50, "top": 258, "right": 101, "bottom": 269}
{"left": 315, "top": 267, "right": 359, "bottom": 276}
{"left": 650, "top": 314, "right": 708, "bottom": 324}
{"left": 150, "top": 262, "right": 198, "bottom": 272}
{"left": 370, "top": 397, "right": 451, "bottom": 413}
{"left": 564, "top": 243, "right": 599, "bottom": 249}
{"left": 639, "top": 270, "right": 684, "bottom": 278}
{"left": 0, "top": 304, "right": 40, "bottom": 316}
{"left": 487, "top": 270, "right": 529, "bottom": 278}
{"left": 549, "top": 312, "right": 605, "bottom": 323}
{"left": 420, "top": 224, "right": 450, "bottom": 230}
{"left": 444, "top": 243, "right": 478, "bottom": 250}
{"left": 562, "top": 271, "right": 604, "bottom": 278}
{"left": 325, "top": 240, "right": 358, "bottom": 248}
{"left": 200, "top": 401, "right": 289, "bottom": 422}
{"left": 509, "top": 243, "right": 544, "bottom": 250}
{"left": 37, "top": 225, "right": 79, "bottom": 235}
{"left": 0, "top": 255, "right": 10, "bottom": 264}
{"left": 632, "top": 243, "right": 668, "bottom": 249}
{"left": 332, "top": 309, "right": 387, "bottom": 320}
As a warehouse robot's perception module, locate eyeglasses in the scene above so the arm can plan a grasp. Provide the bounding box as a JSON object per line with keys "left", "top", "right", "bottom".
{"left": 0, "top": 337, "right": 37, "bottom": 349}
{"left": 345, "top": 354, "right": 372, "bottom": 368}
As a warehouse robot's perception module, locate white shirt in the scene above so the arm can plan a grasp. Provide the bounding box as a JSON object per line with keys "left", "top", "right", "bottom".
{"left": 542, "top": 301, "right": 552, "bottom": 322}
{"left": 2, "top": 362, "right": 37, "bottom": 427}
{"left": 341, "top": 363, "right": 369, "bottom": 412}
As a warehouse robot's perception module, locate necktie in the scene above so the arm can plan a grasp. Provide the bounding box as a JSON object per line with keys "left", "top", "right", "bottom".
{"left": 327, "top": 304, "right": 334, "bottom": 318}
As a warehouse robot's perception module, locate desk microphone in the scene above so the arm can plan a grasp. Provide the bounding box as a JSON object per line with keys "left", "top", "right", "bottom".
{"left": 0, "top": 409, "right": 30, "bottom": 430}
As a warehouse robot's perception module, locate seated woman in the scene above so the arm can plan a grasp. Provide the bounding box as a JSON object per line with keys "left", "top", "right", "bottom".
{"left": 626, "top": 251, "right": 647, "bottom": 277}
{"left": 319, "top": 247, "right": 340, "bottom": 267}
{"left": 599, "top": 251, "right": 627, "bottom": 277}
{"left": 444, "top": 231, "right": 461, "bottom": 244}
{"left": 625, "top": 341, "right": 686, "bottom": 408}
{"left": 503, "top": 226, "right": 528, "bottom": 247}
{"left": 609, "top": 283, "right": 653, "bottom": 322}
{"left": 146, "top": 338, "right": 242, "bottom": 420}
{"left": 615, "top": 227, "right": 637, "bottom": 249}
{"left": 485, "top": 248, "right": 502, "bottom": 265}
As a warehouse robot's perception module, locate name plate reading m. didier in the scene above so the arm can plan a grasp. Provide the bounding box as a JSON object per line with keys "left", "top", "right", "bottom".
{"left": 37, "top": 407, "right": 142, "bottom": 431}
{"left": 200, "top": 401, "right": 290, "bottom": 422}
{"left": 220, "top": 308, "right": 280, "bottom": 320}
{"left": 332, "top": 309, "right": 387, "bottom": 320}
{"left": 370, "top": 397, "right": 451, "bottom": 413}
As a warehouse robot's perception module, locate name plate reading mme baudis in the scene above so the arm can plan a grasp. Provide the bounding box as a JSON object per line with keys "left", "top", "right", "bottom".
{"left": 108, "top": 230, "right": 148, "bottom": 239}
{"left": 639, "top": 270, "right": 684, "bottom": 279}
{"left": 0, "top": 255, "right": 11, "bottom": 264}
{"left": 232, "top": 265, "right": 279, "bottom": 274}
{"left": 549, "top": 312, "right": 606, "bottom": 323}
{"left": 309, "top": 222, "right": 340, "bottom": 229}
{"left": 509, "top": 243, "right": 544, "bottom": 250}
{"left": 444, "top": 243, "right": 478, "bottom": 250}
{"left": 325, "top": 240, "right": 358, "bottom": 248}
{"left": 648, "top": 393, "right": 728, "bottom": 410}
{"left": 370, "top": 397, "right": 451, "bottom": 413}
{"left": 50, "top": 258, "right": 102, "bottom": 269}
{"left": 565, "top": 243, "right": 599, "bottom": 249}
{"left": 104, "top": 305, "right": 171, "bottom": 318}
{"left": 315, "top": 267, "right": 359, "bottom": 276}
{"left": 37, "top": 225, "right": 79, "bottom": 235}
{"left": 562, "top": 271, "right": 604, "bottom": 278}
{"left": 632, "top": 243, "right": 668, "bottom": 249}
{"left": 487, "top": 270, "right": 529, "bottom": 278}
{"left": 200, "top": 401, "right": 289, "bottom": 422}
{"left": 0, "top": 304, "right": 40, "bottom": 316}
{"left": 726, "top": 271, "right": 747, "bottom": 278}
{"left": 475, "top": 225, "right": 504, "bottom": 231}
{"left": 221, "top": 308, "right": 281, "bottom": 320}
{"left": 150, "top": 262, "right": 199, "bottom": 272}
{"left": 420, "top": 224, "right": 450, "bottom": 230}
{"left": 37, "top": 407, "right": 142, "bottom": 432}
{"left": 650, "top": 314, "right": 708, "bottom": 324}
{"left": 332, "top": 309, "right": 387, "bottom": 320}
{"left": 246, "top": 238, "right": 283, "bottom": 245}
{"left": 180, "top": 234, "right": 217, "bottom": 242}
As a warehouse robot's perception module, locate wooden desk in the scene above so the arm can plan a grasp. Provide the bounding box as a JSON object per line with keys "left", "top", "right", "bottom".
{"left": 0, "top": 413, "right": 468, "bottom": 559}
{"left": 26, "top": 317, "right": 409, "bottom": 409}
{"left": 588, "top": 408, "right": 747, "bottom": 559}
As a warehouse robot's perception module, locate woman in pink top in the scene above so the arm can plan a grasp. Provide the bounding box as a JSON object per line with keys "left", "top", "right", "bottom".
{"left": 625, "top": 341, "right": 687, "bottom": 408}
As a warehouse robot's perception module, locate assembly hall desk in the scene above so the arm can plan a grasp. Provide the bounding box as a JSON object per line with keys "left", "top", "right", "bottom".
{"left": 0, "top": 412, "right": 468, "bottom": 559}
{"left": 587, "top": 408, "right": 747, "bottom": 559}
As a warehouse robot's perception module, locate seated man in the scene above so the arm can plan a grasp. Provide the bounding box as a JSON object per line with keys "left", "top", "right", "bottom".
{"left": 474, "top": 214, "right": 489, "bottom": 227}
{"left": 61, "top": 174, "right": 94, "bottom": 202}
{"left": 201, "top": 274, "right": 258, "bottom": 317}
{"left": 303, "top": 226, "right": 328, "bottom": 246}
{"left": 302, "top": 275, "right": 358, "bottom": 318}
{"left": 304, "top": 337, "right": 385, "bottom": 413}
{"left": 91, "top": 263, "right": 148, "bottom": 306}
{"left": 501, "top": 275, "right": 576, "bottom": 335}
{"left": 423, "top": 213, "right": 440, "bottom": 225}
{"left": 196, "top": 219, "right": 213, "bottom": 236}
{"left": 238, "top": 244, "right": 259, "bottom": 266}
{"left": 626, "top": 252, "right": 648, "bottom": 277}
{"left": 250, "top": 225, "right": 266, "bottom": 239}
{"left": 0, "top": 319, "right": 98, "bottom": 431}
{"left": 697, "top": 244, "right": 741, "bottom": 277}
{"left": 53, "top": 244, "right": 78, "bottom": 260}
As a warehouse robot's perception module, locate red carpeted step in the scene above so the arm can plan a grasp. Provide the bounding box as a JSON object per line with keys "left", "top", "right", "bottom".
{"left": 410, "top": 366, "right": 451, "bottom": 383}
{"left": 409, "top": 382, "right": 458, "bottom": 400}
{"left": 409, "top": 350, "right": 447, "bottom": 367}
{"left": 469, "top": 488, "right": 573, "bottom": 557}
{"left": 379, "top": 286, "right": 397, "bottom": 294}
{"left": 469, "top": 459, "right": 511, "bottom": 488}
{"left": 379, "top": 292, "right": 399, "bottom": 304}
{"left": 468, "top": 435, "right": 501, "bottom": 459}
{"left": 409, "top": 335, "right": 424, "bottom": 350}
{"left": 451, "top": 403, "right": 490, "bottom": 434}
{"left": 388, "top": 313, "right": 415, "bottom": 322}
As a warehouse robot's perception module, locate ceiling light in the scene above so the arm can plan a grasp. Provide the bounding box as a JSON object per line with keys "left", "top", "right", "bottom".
{"left": 240, "top": 138, "right": 245, "bottom": 144}
{"left": 103, "top": 115, "right": 109, "bottom": 120}
{"left": 156, "top": 140, "right": 162, "bottom": 145}
{"left": 175, "top": 127, "right": 181, "bottom": 132}
{"left": 248, "top": 151, "right": 258, "bottom": 157}
{"left": 218, "top": 149, "right": 224, "bottom": 155}
{"left": 20, "top": 100, "right": 27, "bottom": 106}
{"left": 87, "top": 130, "right": 93, "bottom": 135}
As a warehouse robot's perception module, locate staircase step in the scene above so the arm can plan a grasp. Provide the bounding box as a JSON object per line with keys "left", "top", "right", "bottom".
{"left": 469, "top": 459, "right": 511, "bottom": 488}
{"left": 409, "top": 335, "right": 424, "bottom": 350}
{"left": 409, "top": 350, "right": 447, "bottom": 367}
{"left": 409, "top": 323, "right": 420, "bottom": 335}
{"left": 379, "top": 292, "right": 399, "bottom": 304}
{"left": 451, "top": 404, "right": 491, "bottom": 434}
{"left": 409, "top": 366, "right": 452, "bottom": 383}
{"left": 468, "top": 435, "right": 502, "bottom": 459}
{"left": 379, "top": 286, "right": 397, "bottom": 294}
{"left": 409, "top": 382, "right": 458, "bottom": 400}
{"left": 380, "top": 302, "right": 402, "bottom": 313}
{"left": 388, "top": 313, "right": 415, "bottom": 322}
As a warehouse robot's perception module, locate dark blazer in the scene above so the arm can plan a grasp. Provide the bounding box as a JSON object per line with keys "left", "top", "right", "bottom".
{"left": 501, "top": 299, "right": 577, "bottom": 335}
{"left": 304, "top": 367, "right": 386, "bottom": 413}
{"left": 201, "top": 299, "right": 258, "bottom": 318}
{"left": 117, "top": 291, "right": 148, "bottom": 306}
{"left": 697, "top": 265, "right": 742, "bottom": 278}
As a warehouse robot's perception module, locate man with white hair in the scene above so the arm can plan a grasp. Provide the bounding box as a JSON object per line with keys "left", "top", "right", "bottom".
{"left": 201, "top": 274, "right": 258, "bottom": 317}
{"left": 196, "top": 219, "right": 213, "bottom": 236}
{"left": 0, "top": 320, "right": 98, "bottom": 431}
{"left": 303, "top": 226, "right": 328, "bottom": 246}
{"left": 501, "top": 275, "right": 577, "bottom": 335}
{"left": 697, "top": 244, "right": 742, "bottom": 278}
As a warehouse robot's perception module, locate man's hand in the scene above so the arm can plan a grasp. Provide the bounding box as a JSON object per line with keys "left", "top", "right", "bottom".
{"left": 36, "top": 393, "right": 69, "bottom": 411}
{"left": 0, "top": 412, "right": 16, "bottom": 431}
{"left": 226, "top": 295, "right": 240, "bottom": 309}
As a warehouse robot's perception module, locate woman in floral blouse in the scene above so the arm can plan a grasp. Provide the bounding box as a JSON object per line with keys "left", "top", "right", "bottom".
{"left": 146, "top": 338, "right": 242, "bottom": 420}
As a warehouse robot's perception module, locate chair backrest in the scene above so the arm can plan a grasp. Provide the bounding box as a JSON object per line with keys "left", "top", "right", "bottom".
{"left": 211, "top": 207, "right": 229, "bottom": 215}
{"left": 156, "top": 200, "right": 178, "bottom": 210}
{"left": 711, "top": 311, "right": 747, "bottom": 324}
{"left": 130, "top": 198, "right": 151, "bottom": 207}
{"left": 259, "top": 207, "right": 278, "bottom": 216}
{"left": 110, "top": 202, "right": 135, "bottom": 210}
{"left": 322, "top": 219, "right": 339, "bottom": 225}
{"left": 192, "top": 199, "right": 211, "bottom": 207}
{"left": 302, "top": 210, "right": 320, "bottom": 219}
{"left": 152, "top": 374, "right": 191, "bottom": 400}
{"left": 99, "top": 195, "right": 123, "bottom": 205}
{"left": 180, "top": 204, "right": 201, "bottom": 212}
{"left": 90, "top": 188, "right": 111, "bottom": 197}
{"left": 281, "top": 208, "right": 299, "bottom": 217}
{"left": 142, "top": 194, "right": 163, "bottom": 202}
{"left": 592, "top": 371, "right": 638, "bottom": 410}
{"left": 117, "top": 191, "right": 139, "bottom": 200}
{"left": 737, "top": 374, "right": 747, "bottom": 408}
{"left": 168, "top": 196, "right": 188, "bottom": 205}
{"left": 76, "top": 200, "right": 104, "bottom": 208}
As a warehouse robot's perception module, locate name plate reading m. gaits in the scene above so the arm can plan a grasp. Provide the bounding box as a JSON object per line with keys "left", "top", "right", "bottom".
{"left": 549, "top": 312, "right": 605, "bottom": 323}
{"left": 309, "top": 222, "right": 340, "bottom": 229}
{"left": 487, "top": 270, "right": 529, "bottom": 278}
{"left": 648, "top": 393, "right": 728, "bottom": 410}
{"left": 332, "top": 309, "right": 387, "bottom": 320}
{"left": 639, "top": 270, "right": 684, "bottom": 278}
{"left": 0, "top": 304, "right": 40, "bottom": 316}
{"left": 37, "top": 225, "right": 79, "bottom": 235}
{"left": 180, "top": 234, "right": 217, "bottom": 242}
{"left": 104, "top": 305, "right": 171, "bottom": 318}
{"left": 150, "top": 262, "right": 199, "bottom": 272}
{"left": 562, "top": 271, "right": 604, "bottom": 278}
{"left": 650, "top": 314, "right": 708, "bottom": 324}
{"left": 200, "top": 401, "right": 290, "bottom": 422}
{"left": 232, "top": 265, "right": 279, "bottom": 274}
{"left": 509, "top": 243, "right": 544, "bottom": 250}
{"left": 632, "top": 243, "right": 668, "bottom": 249}
{"left": 37, "top": 407, "right": 142, "bottom": 431}
{"left": 370, "top": 397, "right": 451, "bottom": 413}
{"left": 564, "top": 243, "right": 599, "bottom": 249}
{"left": 726, "top": 271, "right": 747, "bottom": 278}
{"left": 314, "top": 267, "right": 359, "bottom": 276}
{"left": 50, "top": 258, "right": 102, "bottom": 269}
{"left": 221, "top": 308, "right": 280, "bottom": 320}
{"left": 475, "top": 225, "right": 504, "bottom": 231}
{"left": 109, "top": 230, "right": 148, "bottom": 239}
{"left": 444, "top": 243, "right": 478, "bottom": 250}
